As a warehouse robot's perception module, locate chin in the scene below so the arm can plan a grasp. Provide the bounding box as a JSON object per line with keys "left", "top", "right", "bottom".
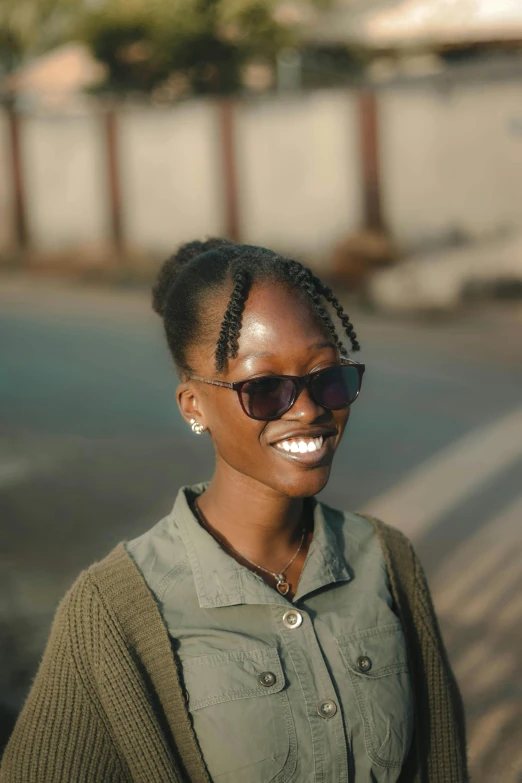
{"left": 268, "top": 465, "right": 332, "bottom": 499}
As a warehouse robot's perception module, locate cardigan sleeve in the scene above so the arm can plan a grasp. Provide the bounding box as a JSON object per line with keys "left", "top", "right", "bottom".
{"left": 0, "top": 573, "right": 129, "bottom": 783}
{"left": 359, "top": 514, "right": 470, "bottom": 783}
{"left": 409, "top": 541, "right": 469, "bottom": 781}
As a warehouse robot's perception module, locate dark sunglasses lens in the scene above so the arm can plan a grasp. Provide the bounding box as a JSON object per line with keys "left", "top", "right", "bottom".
{"left": 311, "top": 365, "right": 360, "bottom": 409}
{"left": 241, "top": 377, "right": 295, "bottom": 420}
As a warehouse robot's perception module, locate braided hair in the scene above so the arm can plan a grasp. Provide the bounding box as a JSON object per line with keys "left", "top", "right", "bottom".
{"left": 152, "top": 239, "right": 360, "bottom": 376}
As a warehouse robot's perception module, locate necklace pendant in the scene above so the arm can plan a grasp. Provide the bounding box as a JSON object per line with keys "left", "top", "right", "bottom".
{"left": 276, "top": 575, "right": 290, "bottom": 596}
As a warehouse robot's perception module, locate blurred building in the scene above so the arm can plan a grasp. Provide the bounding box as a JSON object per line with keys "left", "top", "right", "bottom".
{"left": 303, "top": 0, "right": 522, "bottom": 84}
{"left": 313, "top": 0, "right": 522, "bottom": 48}
{"left": 2, "top": 42, "right": 106, "bottom": 112}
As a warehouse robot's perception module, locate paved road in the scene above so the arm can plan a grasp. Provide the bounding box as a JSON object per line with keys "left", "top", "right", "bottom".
{"left": 1, "top": 275, "right": 521, "bottom": 780}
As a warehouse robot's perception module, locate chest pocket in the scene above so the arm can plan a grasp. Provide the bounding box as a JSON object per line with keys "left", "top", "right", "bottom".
{"left": 179, "top": 647, "right": 297, "bottom": 783}
{"left": 337, "top": 622, "right": 414, "bottom": 769}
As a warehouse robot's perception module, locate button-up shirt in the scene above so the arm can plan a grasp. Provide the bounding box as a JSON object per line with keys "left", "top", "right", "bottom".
{"left": 127, "top": 484, "right": 413, "bottom": 783}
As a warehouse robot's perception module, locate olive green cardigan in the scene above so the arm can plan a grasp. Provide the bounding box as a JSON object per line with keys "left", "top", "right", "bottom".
{"left": 0, "top": 516, "right": 469, "bottom": 783}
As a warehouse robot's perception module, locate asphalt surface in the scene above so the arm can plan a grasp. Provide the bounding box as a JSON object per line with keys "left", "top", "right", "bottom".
{"left": 1, "top": 274, "right": 521, "bottom": 781}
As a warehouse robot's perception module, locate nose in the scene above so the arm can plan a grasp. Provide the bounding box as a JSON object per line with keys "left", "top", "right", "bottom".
{"left": 283, "top": 385, "right": 325, "bottom": 423}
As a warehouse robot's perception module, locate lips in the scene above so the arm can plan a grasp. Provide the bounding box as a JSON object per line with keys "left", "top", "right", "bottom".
{"left": 269, "top": 429, "right": 336, "bottom": 466}
{"left": 275, "top": 435, "right": 324, "bottom": 454}
{"left": 269, "top": 428, "right": 337, "bottom": 447}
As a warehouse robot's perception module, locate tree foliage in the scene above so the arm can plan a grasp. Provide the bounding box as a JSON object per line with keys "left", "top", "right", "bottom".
{"left": 0, "top": 0, "right": 337, "bottom": 94}
{"left": 0, "top": 0, "right": 78, "bottom": 75}
{"left": 77, "top": 0, "right": 326, "bottom": 96}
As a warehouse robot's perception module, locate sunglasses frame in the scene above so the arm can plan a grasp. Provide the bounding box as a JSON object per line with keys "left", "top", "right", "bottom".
{"left": 187, "top": 358, "right": 365, "bottom": 421}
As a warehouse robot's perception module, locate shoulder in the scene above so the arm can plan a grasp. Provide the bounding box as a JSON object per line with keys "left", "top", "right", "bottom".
{"left": 54, "top": 541, "right": 171, "bottom": 662}
{"left": 38, "top": 561, "right": 110, "bottom": 680}
{"left": 318, "top": 499, "right": 410, "bottom": 546}
{"left": 318, "top": 500, "right": 416, "bottom": 571}
{"left": 359, "top": 512, "right": 415, "bottom": 554}
{"left": 126, "top": 511, "right": 189, "bottom": 598}
{"left": 54, "top": 544, "right": 132, "bottom": 633}
{"left": 55, "top": 541, "right": 156, "bottom": 636}
{"left": 60, "top": 500, "right": 190, "bottom": 628}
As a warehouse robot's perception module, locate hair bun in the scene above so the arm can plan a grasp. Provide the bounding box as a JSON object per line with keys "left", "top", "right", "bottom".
{"left": 152, "top": 237, "right": 234, "bottom": 317}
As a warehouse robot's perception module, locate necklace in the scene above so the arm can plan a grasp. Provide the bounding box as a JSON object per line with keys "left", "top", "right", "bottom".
{"left": 193, "top": 500, "right": 306, "bottom": 596}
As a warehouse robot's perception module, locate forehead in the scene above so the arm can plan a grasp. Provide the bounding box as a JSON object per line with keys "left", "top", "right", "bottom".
{"left": 234, "top": 281, "right": 333, "bottom": 362}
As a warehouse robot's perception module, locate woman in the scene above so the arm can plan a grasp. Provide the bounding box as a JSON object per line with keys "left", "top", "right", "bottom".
{"left": 0, "top": 239, "right": 468, "bottom": 783}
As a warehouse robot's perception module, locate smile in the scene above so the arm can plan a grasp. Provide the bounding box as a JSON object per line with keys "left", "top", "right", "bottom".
{"left": 271, "top": 435, "right": 332, "bottom": 465}
{"left": 275, "top": 436, "right": 324, "bottom": 454}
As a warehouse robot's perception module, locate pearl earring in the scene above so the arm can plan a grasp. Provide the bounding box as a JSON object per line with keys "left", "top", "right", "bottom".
{"left": 190, "top": 418, "right": 205, "bottom": 435}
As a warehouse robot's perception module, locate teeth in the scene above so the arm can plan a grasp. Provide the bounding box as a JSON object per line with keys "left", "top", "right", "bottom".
{"left": 275, "top": 435, "right": 325, "bottom": 454}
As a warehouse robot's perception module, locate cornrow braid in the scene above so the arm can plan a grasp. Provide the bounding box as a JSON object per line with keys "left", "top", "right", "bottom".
{"left": 326, "top": 292, "right": 361, "bottom": 353}
{"left": 215, "top": 265, "right": 251, "bottom": 372}
{"left": 283, "top": 260, "right": 346, "bottom": 357}
{"left": 153, "top": 239, "right": 361, "bottom": 377}
{"left": 308, "top": 273, "right": 361, "bottom": 354}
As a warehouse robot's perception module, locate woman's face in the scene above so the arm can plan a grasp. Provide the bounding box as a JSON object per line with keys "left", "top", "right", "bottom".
{"left": 178, "top": 281, "right": 352, "bottom": 498}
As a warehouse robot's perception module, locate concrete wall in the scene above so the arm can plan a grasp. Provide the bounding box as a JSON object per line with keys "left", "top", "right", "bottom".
{"left": 236, "top": 90, "right": 362, "bottom": 261}
{"left": 119, "top": 101, "right": 223, "bottom": 253}
{"left": 22, "top": 113, "right": 108, "bottom": 250}
{"left": 380, "top": 81, "right": 522, "bottom": 248}
{"left": 116, "top": 91, "right": 362, "bottom": 263}
{"left": 2, "top": 80, "right": 522, "bottom": 264}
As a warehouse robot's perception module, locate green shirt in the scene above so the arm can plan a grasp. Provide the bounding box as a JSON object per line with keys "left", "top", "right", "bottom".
{"left": 127, "top": 484, "right": 414, "bottom": 783}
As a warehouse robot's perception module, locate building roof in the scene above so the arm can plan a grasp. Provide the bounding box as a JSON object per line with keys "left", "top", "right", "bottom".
{"left": 3, "top": 42, "right": 106, "bottom": 99}
{"left": 309, "top": 0, "right": 522, "bottom": 48}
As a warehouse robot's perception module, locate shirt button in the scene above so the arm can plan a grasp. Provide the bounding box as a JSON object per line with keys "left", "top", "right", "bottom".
{"left": 282, "top": 609, "right": 303, "bottom": 629}
{"left": 259, "top": 671, "right": 277, "bottom": 687}
{"left": 356, "top": 655, "right": 372, "bottom": 673}
{"left": 316, "top": 699, "right": 337, "bottom": 719}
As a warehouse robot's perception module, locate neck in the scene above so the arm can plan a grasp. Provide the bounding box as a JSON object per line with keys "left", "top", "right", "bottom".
{"left": 196, "top": 462, "right": 307, "bottom": 564}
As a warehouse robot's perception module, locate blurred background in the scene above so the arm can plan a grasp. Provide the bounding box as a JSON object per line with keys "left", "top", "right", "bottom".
{"left": 1, "top": 1, "right": 522, "bottom": 780}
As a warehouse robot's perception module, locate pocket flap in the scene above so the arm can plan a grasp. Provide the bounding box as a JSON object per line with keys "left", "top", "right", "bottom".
{"left": 180, "top": 647, "right": 285, "bottom": 710}
{"left": 337, "top": 622, "right": 409, "bottom": 678}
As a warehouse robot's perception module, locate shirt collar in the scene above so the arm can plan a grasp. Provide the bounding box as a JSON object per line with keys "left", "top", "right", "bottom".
{"left": 172, "top": 484, "right": 352, "bottom": 609}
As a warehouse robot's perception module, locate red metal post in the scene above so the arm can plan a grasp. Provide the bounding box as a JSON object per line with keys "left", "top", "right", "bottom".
{"left": 7, "top": 105, "right": 28, "bottom": 249}
{"left": 358, "top": 91, "right": 384, "bottom": 232}
{"left": 218, "top": 100, "right": 240, "bottom": 242}
{"left": 104, "top": 108, "right": 123, "bottom": 253}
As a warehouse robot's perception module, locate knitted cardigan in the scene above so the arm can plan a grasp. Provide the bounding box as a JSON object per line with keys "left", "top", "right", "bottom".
{"left": 0, "top": 516, "right": 469, "bottom": 783}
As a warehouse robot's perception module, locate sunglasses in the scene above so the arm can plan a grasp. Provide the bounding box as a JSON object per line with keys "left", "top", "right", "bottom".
{"left": 188, "top": 359, "right": 365, "bottom": 421}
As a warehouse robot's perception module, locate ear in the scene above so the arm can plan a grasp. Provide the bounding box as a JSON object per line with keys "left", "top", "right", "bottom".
{"left": 176, "top": 381, "right": 207, "bottom": 431}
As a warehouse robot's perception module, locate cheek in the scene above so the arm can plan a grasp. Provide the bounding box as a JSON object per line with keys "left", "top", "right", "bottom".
{"left": 334, "top": 407, "right": 351, "bottom": 437}
{"left": 205, "top": 393, "right": 266, "bottom": 461}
